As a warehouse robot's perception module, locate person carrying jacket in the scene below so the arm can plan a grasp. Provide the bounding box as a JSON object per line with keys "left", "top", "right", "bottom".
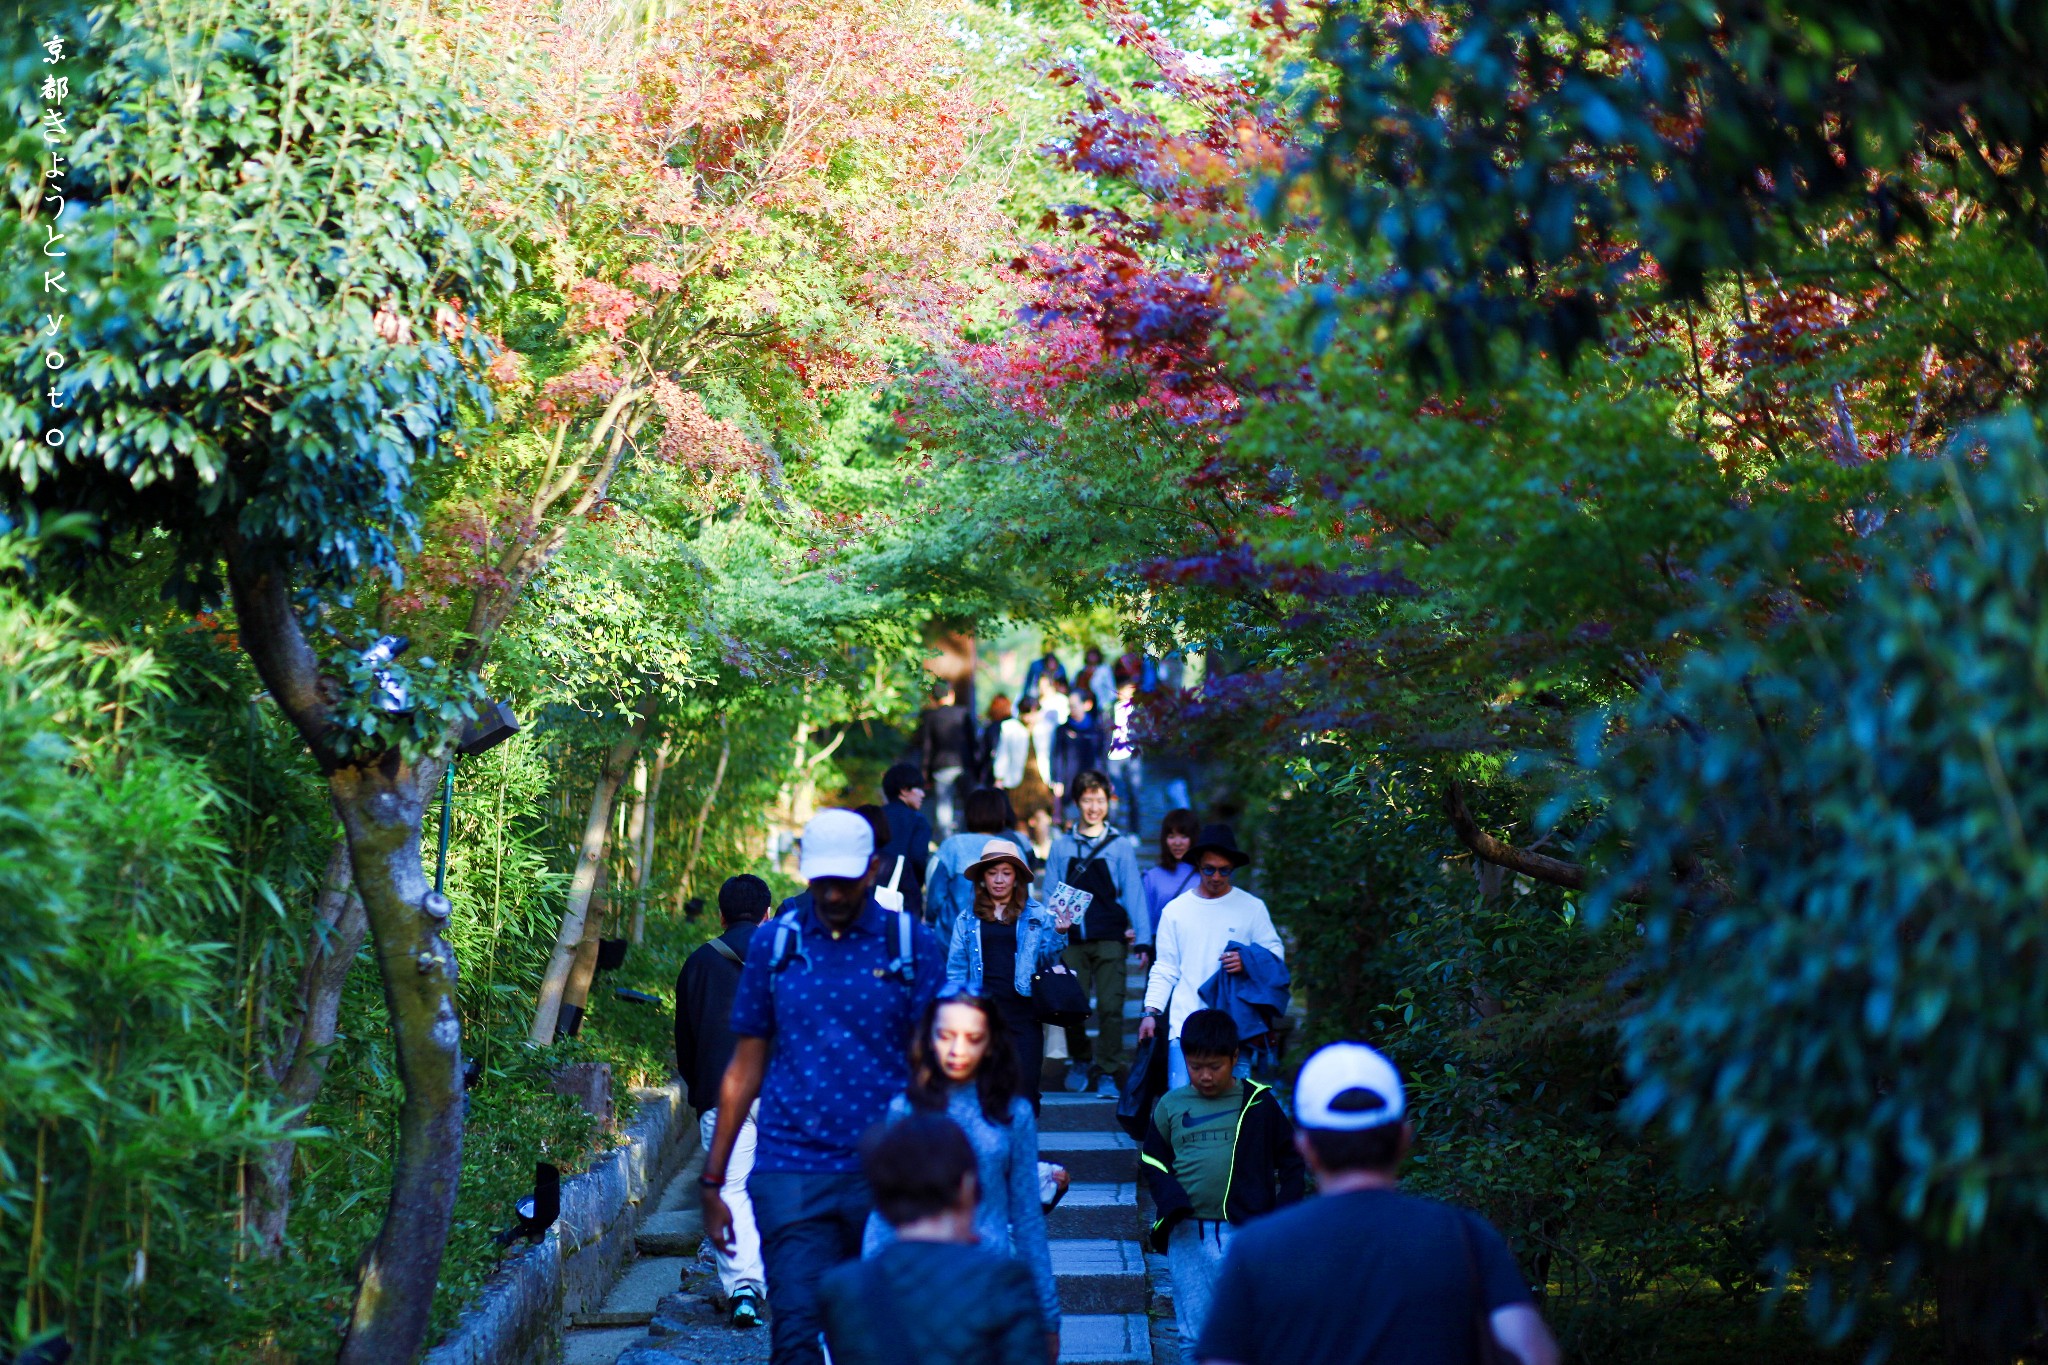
{"left": 1140, "top": 823, "right": 1285, "bottom": 1091}
{"left": 1141, "top": 1009, "right": 1306, "bottom": 1357}
{"left": 1044, "top": 771, "right": 1149, "bottom": 1096}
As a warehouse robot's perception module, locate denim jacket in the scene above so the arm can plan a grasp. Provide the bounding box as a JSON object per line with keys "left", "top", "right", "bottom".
{"left": 946, "top": 897, "right": 1063, "bottom": 997}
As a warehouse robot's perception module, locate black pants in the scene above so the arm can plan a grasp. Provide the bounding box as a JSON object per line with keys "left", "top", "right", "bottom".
{"left": 992, "top": 993, "right": 1043, "bottom": 1113}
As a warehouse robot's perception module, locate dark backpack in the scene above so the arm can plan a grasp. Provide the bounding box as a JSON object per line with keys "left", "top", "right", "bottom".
{"left": 1066, "top": 831, "right": 1128, "bottom": 943}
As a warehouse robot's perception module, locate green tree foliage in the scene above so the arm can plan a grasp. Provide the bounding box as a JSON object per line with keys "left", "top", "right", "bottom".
{"left": 1590, "top": 417, "right": 2048, "bottom": 1355}
{"left": 0, "top": 3, "right": 520, "bottom": 1357}
{"left": 0, "top": 545, "right": 299, "bottom": 1360}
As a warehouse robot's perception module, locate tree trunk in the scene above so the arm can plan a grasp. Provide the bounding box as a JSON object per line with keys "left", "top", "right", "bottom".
{"left": 530, "top": 690, "right": 659, "bottom": 1044}
{"left": 246, "top": 839, "right": 369, "bottom": 1258}
{"left": 225, "top": 549, "right": 466, "bottom": 1365}
{"left": 330, "top": 753, "right": 463, "bottom": 1365}
{"left": 560, "top": 862, "right": 610, "bottom": 1032}
{"left": 675, "top": 725, "right": 730, "bottom": 910}
{"left": 624, "top": 741, "right": 661, "bottom": 944}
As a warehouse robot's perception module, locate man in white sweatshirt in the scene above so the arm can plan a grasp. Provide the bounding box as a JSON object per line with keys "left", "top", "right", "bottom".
{"left": 1139, "top": 823, "right": 1285, "bottom": 1090}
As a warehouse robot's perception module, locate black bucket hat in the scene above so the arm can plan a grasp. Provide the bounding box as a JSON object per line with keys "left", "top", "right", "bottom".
{"left": 1188, "top": 823, "right": 1250, "bottom": 868}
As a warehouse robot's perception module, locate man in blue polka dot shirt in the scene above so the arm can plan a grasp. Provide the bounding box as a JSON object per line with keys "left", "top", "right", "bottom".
{"left": 699, "top": 808, "right": 946, "bottom": 1365}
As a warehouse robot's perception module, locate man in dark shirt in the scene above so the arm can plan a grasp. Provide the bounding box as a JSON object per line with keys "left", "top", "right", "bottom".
{"left": 879, "top": 762, "right": 932, "bottom": 922}
{"left": 674, "top": 875, "right": 771, "bottom": 1324}
{"left": 700, "top": 809, "right": 946, "bottom": 1365}
{"left": 1196, "top": 1044, "right": 1560, "bottom": 1365}
{"left": 911, "top": 680, "right": 978, "bottom": 840}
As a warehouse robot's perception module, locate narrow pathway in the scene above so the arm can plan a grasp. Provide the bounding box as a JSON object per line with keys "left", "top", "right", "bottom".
{"left": 1040, "top": 957, "right": 1162, "bottom": 1362}
{"left": 560, "top": 962, "right": 1167, "bottom": 1364}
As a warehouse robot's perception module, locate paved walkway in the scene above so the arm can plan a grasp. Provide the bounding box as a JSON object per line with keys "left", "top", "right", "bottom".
{"left": 563, "top": 964, "right": 1171, "bottom": 1363}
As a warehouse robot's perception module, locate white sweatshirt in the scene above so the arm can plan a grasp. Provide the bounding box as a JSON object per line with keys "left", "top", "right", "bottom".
{"left": 1143, "top": 886, "right": 1285, "bottom": 1038}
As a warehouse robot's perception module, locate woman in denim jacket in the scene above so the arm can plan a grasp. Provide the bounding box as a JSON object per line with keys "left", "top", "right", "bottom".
{"left": 946, "top": 837, "right": 1066, "bottom": 1111}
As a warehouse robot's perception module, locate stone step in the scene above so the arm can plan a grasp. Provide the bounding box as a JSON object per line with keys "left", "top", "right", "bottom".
{"left": 1051, "top": 1238, "right": 1149, "bottom": 1314}
{"left": 652, "top": 1140, "right": 705, "bottom": 1215}
{"left": 1040, "top": 1129, "right": 1140, "bottom": 1183}
{"left": 1121, "top": 997, "right": 1143, "bottom": 1019}
{"left": 561, "top": 1325, "right": 650, "bottom": 1365}
{"left": 1048, "top": 1182, "right": 1140, "bottom": 1240}
{"left": 1058, "top": 1312, "right": 1152, "bottom": 1363}
{"left": 634, "top": 1207, "right": 703, "bottom": 1257}
{"left": 574, "top": 1255, "right": 688, "bottom": 1327}
{"left": 1040, "top": 1093, "right": 1117, "bottom": 1131}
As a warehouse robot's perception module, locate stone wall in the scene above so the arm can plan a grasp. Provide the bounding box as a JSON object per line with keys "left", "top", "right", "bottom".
{"left": 424, "top": 1082, "right": 697, "bottom": 1365}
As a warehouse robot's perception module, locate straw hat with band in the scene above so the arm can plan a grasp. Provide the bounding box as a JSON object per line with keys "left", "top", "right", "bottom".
{"left": 963, "top": 837, "right": 1032, "bottom": 882}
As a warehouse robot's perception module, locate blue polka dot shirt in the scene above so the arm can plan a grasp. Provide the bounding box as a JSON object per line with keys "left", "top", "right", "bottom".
{"left": 730, "top": 894, "right": 945, "bottom": 1173}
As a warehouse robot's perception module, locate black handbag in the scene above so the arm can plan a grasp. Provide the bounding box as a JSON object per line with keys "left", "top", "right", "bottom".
{"left": 1031, "top": 961, "right": 1092, "bottom": 1027}
{"left": 1117, "top": 1030, "right": 1170, "bottom": 1140}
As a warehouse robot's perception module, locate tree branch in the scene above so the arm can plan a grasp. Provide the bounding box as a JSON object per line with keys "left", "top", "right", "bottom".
{"left": 224, "top": 541, "right": 339, "bottom": 765}
{"left": 1441, "top": 778, "right": 1589, "bottom": 891}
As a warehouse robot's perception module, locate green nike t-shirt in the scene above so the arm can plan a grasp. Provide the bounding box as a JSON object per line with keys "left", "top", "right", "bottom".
{"left": 1154, "top": 1080, "right": 1243, "bottom": 1219}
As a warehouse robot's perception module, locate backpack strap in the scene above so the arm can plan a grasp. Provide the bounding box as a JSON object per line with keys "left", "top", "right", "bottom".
{"left": 1072, "top": 827, "right": 1119, "bottom": 872}
{"left": 708, "top": 936, "right": 745, "bottom": 968}
{"left": 766, "top": 910, "right": 808, "bottom": 985}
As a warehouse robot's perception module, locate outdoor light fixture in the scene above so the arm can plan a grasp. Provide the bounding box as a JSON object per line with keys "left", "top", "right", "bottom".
{"left": 457, "top": 699, "right": 521, "bottom": 757}
{"left": 359, "top": 635, "right": 413, "bottom": 713}
{"left": 559, "top": 1004, "right": 586, "bottom": 1038}
{"left": 15, "top": 1336, "right": 72, "bottom": 1365}
{"left": 463, "top": 1056, "right": 483, "bottom": 1090}
{"left": 493, "top": 1162, "right": 560, "bottom": 1248}
{"left": 435, "top": 700, "right": 523, "bottom": 896}
{"left": 596, "top": 937, "right": 629, "bottom": 972}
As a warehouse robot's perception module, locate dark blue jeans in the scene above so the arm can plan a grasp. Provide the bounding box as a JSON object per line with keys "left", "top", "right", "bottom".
{"left": 750, "top": 1169, "right": 874, "bottom": 1365}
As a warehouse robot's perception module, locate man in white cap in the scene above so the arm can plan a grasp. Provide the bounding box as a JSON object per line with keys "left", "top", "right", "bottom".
{"left": 699, "top": 808, "right": 946, "bottom": 1365}
{"left": 1193, "top": 1043, "right": 1559, "bottom": 1365}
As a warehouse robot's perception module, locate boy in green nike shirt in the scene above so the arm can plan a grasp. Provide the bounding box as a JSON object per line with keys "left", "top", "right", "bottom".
{"left": 1142, "top": 1009, "right": 1305, "bottom": 1356}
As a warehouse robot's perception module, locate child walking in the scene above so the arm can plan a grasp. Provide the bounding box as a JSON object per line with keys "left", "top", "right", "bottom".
{"left": 821, "top": 1113, "right": 1045, "bottom": 1365}
{"left": 1141, "top": 1008, "right": 1306, "bottom": 1356}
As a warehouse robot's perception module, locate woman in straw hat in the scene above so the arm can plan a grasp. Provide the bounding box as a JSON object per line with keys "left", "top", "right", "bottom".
{"left": 946, "top": 837, "right": 1067, "bottom": 1111}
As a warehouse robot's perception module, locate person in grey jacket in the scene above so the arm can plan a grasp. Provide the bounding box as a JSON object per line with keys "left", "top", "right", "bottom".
{"left": 1043, "top": 772, "right": 1149, "bottom": 1096}
{"left": 946, "top": 837, "right": 1066, "bottom": 1111}
{"left": 925, "top": 787, "right": 1015, "bottom": 942}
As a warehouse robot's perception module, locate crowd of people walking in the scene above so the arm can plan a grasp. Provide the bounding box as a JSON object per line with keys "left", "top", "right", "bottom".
{"left": 673, "top": 641, "right": 1560, "bottom": 1365}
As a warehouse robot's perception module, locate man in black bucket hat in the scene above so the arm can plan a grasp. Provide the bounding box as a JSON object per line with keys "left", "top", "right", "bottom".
{"left": 1139, "top": 824, "right": 1285, "bottom": 1090}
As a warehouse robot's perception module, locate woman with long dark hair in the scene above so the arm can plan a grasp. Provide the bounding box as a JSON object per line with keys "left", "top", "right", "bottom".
{"left": 1143, "top": 808, "right": 1202, "bottom": 923}
{"left": 945, "top": 837, "right": 1065, "bottom": 1110}
{"left": 862, "top": 991, "right": 1061, "bottom": 1362}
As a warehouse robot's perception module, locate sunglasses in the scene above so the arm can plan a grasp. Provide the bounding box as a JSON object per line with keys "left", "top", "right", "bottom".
{"left": 1197, "top": 864, "right": 1234, "bottom": 878}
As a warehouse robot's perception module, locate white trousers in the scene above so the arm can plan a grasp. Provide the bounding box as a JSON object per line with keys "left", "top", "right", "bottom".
{"left": 700, "top": 1103, "right": 766, "bottom": 1299}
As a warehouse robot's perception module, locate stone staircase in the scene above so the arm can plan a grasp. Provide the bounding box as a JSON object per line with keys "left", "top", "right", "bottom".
{"left": 559, "top": 961, "right": 1166, "bottom": 1364}
{"left": 1040, "top": 959, "right": 1162, "bottom": 1363}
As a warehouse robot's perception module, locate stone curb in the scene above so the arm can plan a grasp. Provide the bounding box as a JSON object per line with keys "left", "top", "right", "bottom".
{"left": 424, "top": 1081, "right": 697, "bottom": 1365}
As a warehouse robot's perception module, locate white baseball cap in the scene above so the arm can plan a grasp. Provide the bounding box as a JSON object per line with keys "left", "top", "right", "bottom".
{"left": 798, "top": 808, "right": 876, "bottom": 881}
{"left": 1295, "top": 1042, "right": 1406, "bottom": 1131}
